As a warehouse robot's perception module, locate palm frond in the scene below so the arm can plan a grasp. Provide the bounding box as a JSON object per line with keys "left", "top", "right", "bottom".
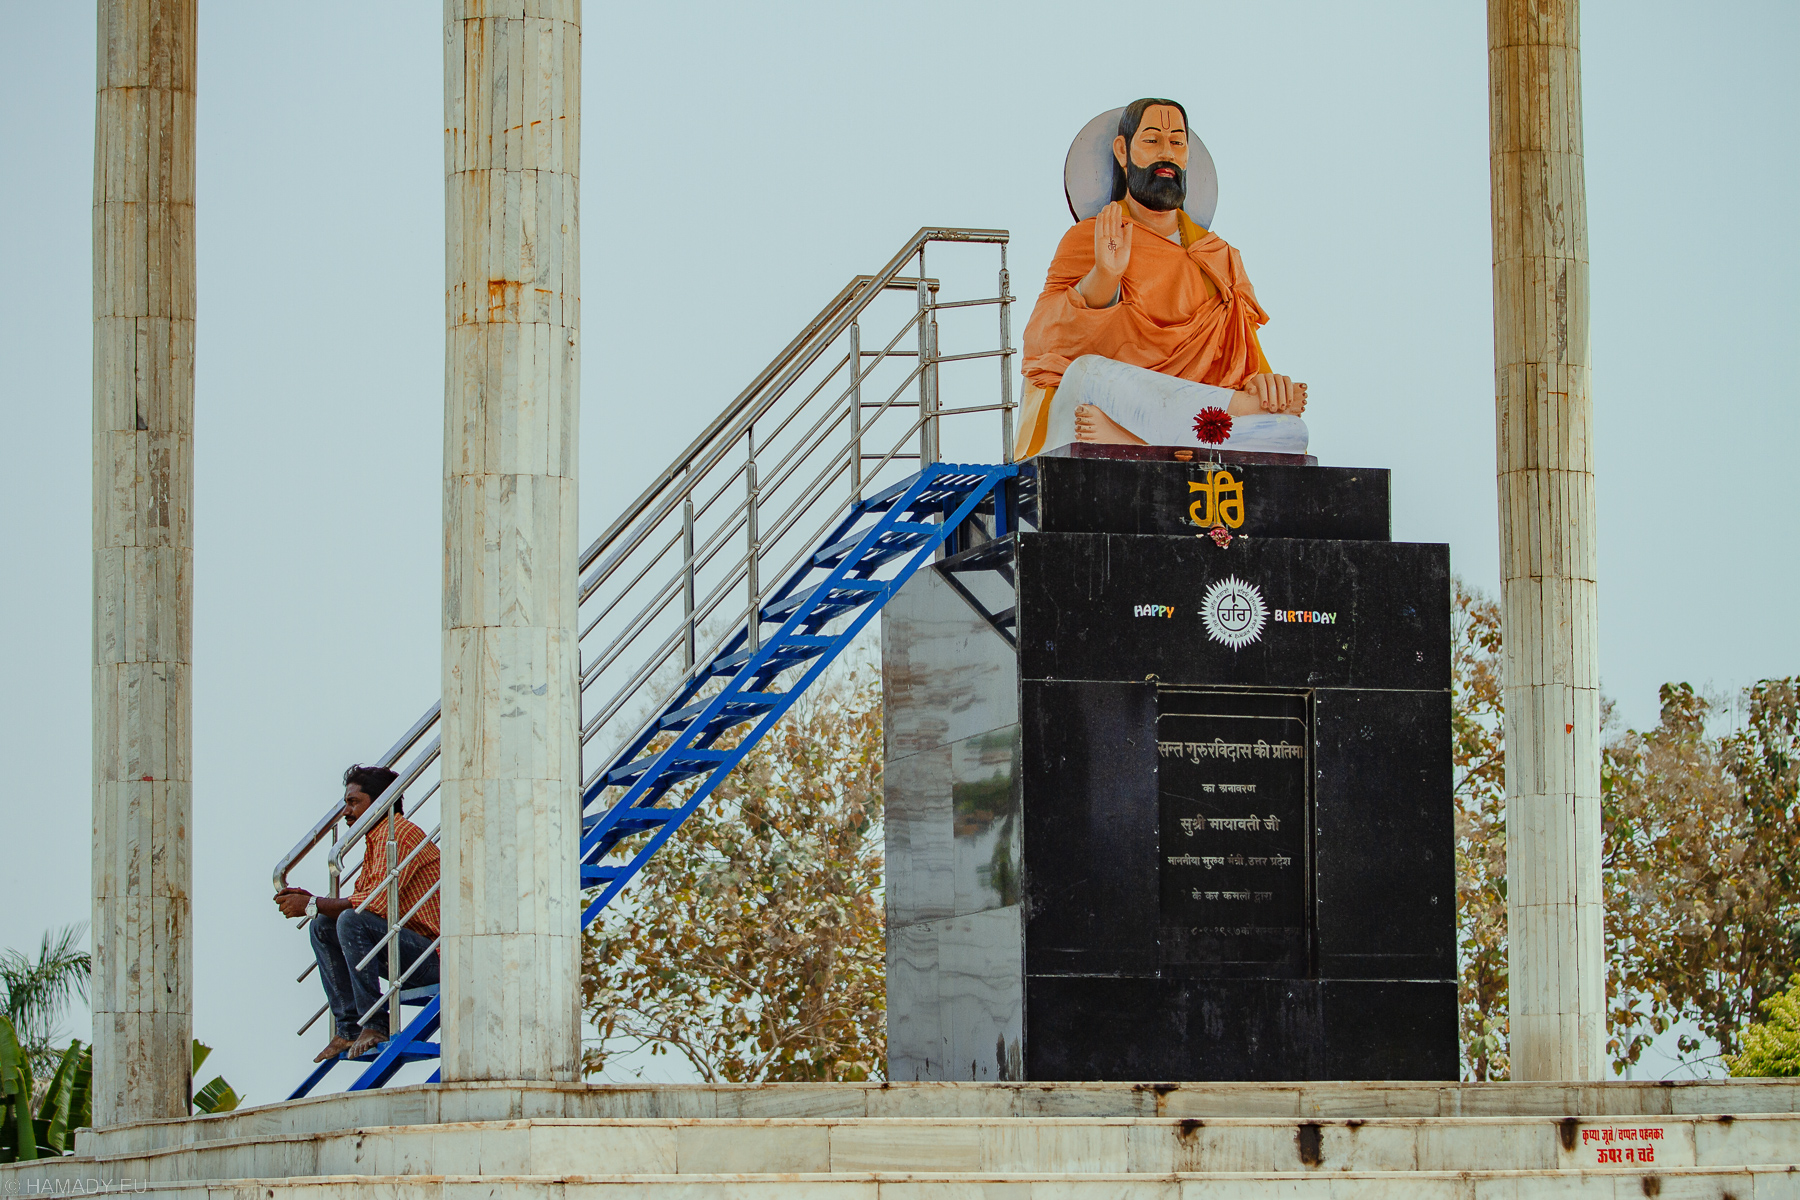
{"left": 0, "top": 925, "right": 92, "bottom": 1070}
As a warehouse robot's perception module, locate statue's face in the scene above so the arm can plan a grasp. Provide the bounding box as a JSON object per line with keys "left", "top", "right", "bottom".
{"left": 1113, "top": 103, "right": 1189, "bottom": 212}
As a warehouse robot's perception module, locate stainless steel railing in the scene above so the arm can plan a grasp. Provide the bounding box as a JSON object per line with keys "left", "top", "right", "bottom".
{"left": 273, "top": 227, "right": 1015, "bottom": 1065}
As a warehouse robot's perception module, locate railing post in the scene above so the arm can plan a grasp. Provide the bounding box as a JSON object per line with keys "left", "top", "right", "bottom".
{"left": 916, "top": 268, "right": 938, "bottom": 468}
{"left": 848, "top": 319, "right": 863, "bottom": 500}
{"left": 682, "top": 495, "right": 696, "bottom": 670}
{"left": 385, "top": 798, "right": 401, "bottom": 1038}
{"left": 999, "top": 243, "right": 1015, "bottom": 463}
{"left": 746, "top": 431, "right": 761, "bottom": 650}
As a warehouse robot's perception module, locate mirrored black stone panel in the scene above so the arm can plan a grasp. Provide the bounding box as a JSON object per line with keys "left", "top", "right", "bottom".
{"left": 882, "top": 560, "right": 1019, "bottom": 758}
{"left": 1313, "top": 688, "right": 1456, "bottom": 979}
{"left": 1020, "top": 679, "right": 1160, "bottom": 977}
{"left": 888, "top": 907, "right": 1025, "bottom": 1082}
{"left": 1023, "top": 976, "right": 1457, "bottom": 1081}
{"left": 1024, "top": 977, "right": 1325, "bottom": 1081}
{"left": 1017, "top": 533, "right": 1449, "bottom": 692}
{"left": 1030, "top": 454, "right": 1391, "bottom": 541}
{"left": 1320, "top": 980, "right": 1458, "bottom": 1080}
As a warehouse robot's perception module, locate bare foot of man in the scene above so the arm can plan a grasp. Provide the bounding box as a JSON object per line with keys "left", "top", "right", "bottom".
{"left": 1074, "top": 404, "right": 1147, "bottom": 445}
{"left": 313, "top": 1035, "right": 353, "bottom": 1063}
{"left": 347, "top": 1028, "right": 386, "bottom": 1058}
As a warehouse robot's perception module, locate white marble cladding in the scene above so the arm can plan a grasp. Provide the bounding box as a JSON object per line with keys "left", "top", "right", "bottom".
{"left": 6, "top": 1105, "right": 1800, "bottom": 1195}
{"left": 91, "top": 0, "right": 198, "bottom": 1126}
{"left": 439, "top": 0, "right": 583, "bottom": 1083}
{"left": 1488, "top": 0, "right": 1606, "bottom": 1081}
{"left": 17, "top": 1113, "right": 1800, "bottom": 1180}
{"left": 5, "top": 1169, "right": 1799, "bottom": 1199}
{"left": 7, "top": 1085, "right": 1791, "bottom": 1196}
{"left": 59, "top": 1080, "right": 1800, "bottom": 1156}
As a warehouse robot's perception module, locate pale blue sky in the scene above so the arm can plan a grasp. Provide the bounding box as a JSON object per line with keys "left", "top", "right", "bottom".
{"left": 0, "top": 2, "right": 1793, "bottom": 1100}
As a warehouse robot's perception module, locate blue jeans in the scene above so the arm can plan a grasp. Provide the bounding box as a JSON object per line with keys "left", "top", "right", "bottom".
{"left": 310, "top": 907, "right": 439, "bottom": 1039}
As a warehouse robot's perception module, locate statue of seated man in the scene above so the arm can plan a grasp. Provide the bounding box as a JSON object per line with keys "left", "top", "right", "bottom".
{"left": 1015, "top": 98, "right": 1309, "bottom": 459}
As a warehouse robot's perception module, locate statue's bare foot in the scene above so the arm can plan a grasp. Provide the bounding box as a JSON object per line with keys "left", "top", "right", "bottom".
{"left": 1074, "top": 404, "right": 1147, "bottom": 445}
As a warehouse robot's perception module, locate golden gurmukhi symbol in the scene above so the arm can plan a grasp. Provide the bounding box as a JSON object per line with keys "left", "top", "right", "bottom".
{"left": 1188, "top": 470, "right": 1246, "bottom": 529}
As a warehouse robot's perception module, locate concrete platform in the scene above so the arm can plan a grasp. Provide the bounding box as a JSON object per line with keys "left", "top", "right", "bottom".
{"left": 4, "top": 1080, "right": 1797, "bottom": 1196}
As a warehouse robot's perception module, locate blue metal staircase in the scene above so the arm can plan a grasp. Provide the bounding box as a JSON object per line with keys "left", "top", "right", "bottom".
{"left": 274, "top": 228, "right": 1018, "bottom": 1097}
{"left": 578, "top": 463, "right": 1015, "bottom": 924}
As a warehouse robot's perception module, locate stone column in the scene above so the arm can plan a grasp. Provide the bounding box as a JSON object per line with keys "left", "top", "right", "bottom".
{"left": 1488, "top": 0, "right": 1605, "bottom": 1080}
{"left": 91, "top": 0, "right": 196, "bottom": 1124}
{"left": 439, "top": 1, "right": 583, "bottom": 1082}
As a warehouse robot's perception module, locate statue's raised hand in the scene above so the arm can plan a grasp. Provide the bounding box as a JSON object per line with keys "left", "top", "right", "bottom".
{"left": 1075, "top": 202, "right": 1133, "bottom": 308}
{"left": 1094, "top": 201, "right": 1132, "bottom": 278}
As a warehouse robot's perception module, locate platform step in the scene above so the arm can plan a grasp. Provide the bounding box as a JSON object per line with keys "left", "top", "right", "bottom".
{"left": 33, "top": 1094, "right": 1800, "bottom": 1189}
{"left": 10, "top": 1168, "right": 1800, "bottom": 1197}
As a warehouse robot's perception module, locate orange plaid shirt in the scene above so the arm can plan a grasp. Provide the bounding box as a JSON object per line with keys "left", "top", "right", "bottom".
{"left": 349, "top": 813, "right": 441, "bottom": 939}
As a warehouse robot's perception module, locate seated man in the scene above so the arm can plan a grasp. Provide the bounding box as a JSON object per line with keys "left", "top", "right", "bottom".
{"left": 1016, "top": 98, "right": 1309, "bottom": 458}
{"left": 275, "top": 764, "right": 440, "bottom": 1062}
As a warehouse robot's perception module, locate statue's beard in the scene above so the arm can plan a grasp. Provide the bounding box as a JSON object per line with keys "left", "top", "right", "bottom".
{"left": 1125, "top": 159, "right": 1186, "bottom": 212}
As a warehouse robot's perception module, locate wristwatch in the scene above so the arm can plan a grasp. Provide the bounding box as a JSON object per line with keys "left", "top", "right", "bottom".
{"left": 305, "top": 896, "right": 318, "bottom": 919}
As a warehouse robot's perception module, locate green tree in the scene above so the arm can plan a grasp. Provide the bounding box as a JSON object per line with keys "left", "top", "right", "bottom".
{"left": 1451, "top": 580, "right": 1509, "bottom": 1080}
{"left": 0, "top": 925, "right": 90, "bottom": 1089}
{"left": 190, "top": 1040, "right": 242, "bottom": 1115}
{"left": 1728, "top": 973, "right": 1800, "bottom": 1077}
{"left": 1605, "top": 680, "right": 1800, "bottom": 1070}
{"left": 581, "top": 671, "right": 886, "bottom": 1082}
{"left": 1448, "top": 580, "right": 1800, "bottom": 1077}
{"left": 1, "top": 1017, "right": 91, "bottom": 1162}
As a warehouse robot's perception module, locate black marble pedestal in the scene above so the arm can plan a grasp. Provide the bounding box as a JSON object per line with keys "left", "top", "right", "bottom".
{"left": 882, "top": 448, "right": 1456, "bottom": 1082}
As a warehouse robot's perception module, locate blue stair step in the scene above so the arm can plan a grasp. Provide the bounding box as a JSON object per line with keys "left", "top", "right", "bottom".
{"left": 761, "top": 578, "right": 883, "bottom": 622}
{"left": 811, "top": 521, "right": 936, "bottom": 568}
{"left": 657, "top": 691, "right": 782, "bottom": 731}
{"left": 581, "top": 863, "right": 629, "bottom": 885}
{"left": 705, "top": 637, "right": 836, "bottom": 678}
{"left": 850, "top": 478, "right": 912, "bottom": 515}
{"left": 604, "top": 747, "right": 730, "bottom": 787}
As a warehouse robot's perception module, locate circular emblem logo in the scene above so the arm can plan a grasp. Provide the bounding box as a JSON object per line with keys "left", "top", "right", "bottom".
{"left": 1200, "top": 575, "right": 1268, "bottom": 650}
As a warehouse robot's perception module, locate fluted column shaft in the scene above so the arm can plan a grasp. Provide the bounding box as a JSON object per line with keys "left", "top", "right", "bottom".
{"left": 1488, "top": 0, "right": 1604, "bottom": 1080}
{"left": 440, "top": 0, "right": 582, "bottom": 1082}
{"left": 91, "top": 0, "right": 197, "bottom": 1124}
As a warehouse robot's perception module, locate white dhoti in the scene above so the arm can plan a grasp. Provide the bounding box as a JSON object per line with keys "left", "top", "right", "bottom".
{"left": 1043, "top": 355, "right": 1309, "bottom": 455}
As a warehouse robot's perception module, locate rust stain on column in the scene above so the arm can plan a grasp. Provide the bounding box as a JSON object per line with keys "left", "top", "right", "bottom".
{"left": 440, "top": 1, "right": 583, "bottom": 1083}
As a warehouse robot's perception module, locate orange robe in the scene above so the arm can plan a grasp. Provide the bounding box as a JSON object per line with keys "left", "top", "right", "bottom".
{"left": 1021, "top": 207, "right": 1272, "bottom": 391}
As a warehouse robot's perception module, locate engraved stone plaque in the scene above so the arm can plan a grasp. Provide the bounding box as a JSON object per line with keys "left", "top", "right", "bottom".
{"left": 1157, "top": 689, "right": 1311, "bottom": 976}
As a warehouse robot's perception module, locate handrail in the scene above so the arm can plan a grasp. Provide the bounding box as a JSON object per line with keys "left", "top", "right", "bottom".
{"left": 272, "top": 702, "right": 441, "bottom": 891}
{"left": 575, "top": 227, "right": 1003, "bottom": 576}
{"left": 577, "top": 274, "right": 937, "bottom": 607}
{"left": 328, "top": 736, "right": 441, "bottom": 876}
{"left": 274, "top": 226, "right": 1014, "bottom": 1081}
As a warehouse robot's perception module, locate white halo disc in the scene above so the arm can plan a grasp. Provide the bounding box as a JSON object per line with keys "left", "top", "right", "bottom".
{"left": 1063, "top": 105, "right": 1218, "bottom": 229}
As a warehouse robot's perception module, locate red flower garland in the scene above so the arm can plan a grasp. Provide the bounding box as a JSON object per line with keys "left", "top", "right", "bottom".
{"left": 1192, "top": 406, "right": 1233, "bottom": 445}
